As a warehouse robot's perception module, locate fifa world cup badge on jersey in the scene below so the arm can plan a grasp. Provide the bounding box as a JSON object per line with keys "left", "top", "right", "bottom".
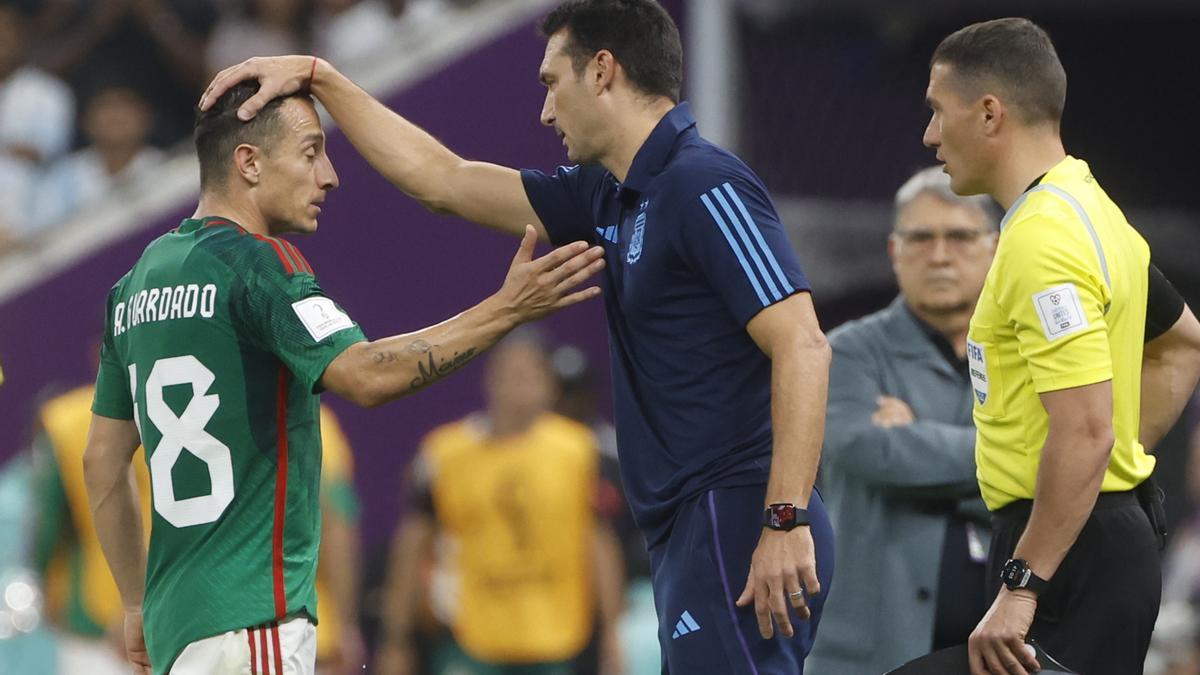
{"left": 967, "top": 339, "right": 988, "bottom": 405}
{"left": 1032, "top": 283, "right": 1088, "bottom": 341}
{"left": 292, "top": 296, "right": 354, "bottom": 342}
{"left": 627, "top": 211, "right": 646, "bottom": 264}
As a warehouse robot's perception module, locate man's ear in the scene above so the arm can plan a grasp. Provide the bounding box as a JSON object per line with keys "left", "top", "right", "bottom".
{"left": 592, "top": 49, "right": 616, "bottom": 91}
{"left": 234, "top": 143, "right": 261, "bottom": 185}
{"left": 980, "top": 95, "right": 1005, "bottom": 137}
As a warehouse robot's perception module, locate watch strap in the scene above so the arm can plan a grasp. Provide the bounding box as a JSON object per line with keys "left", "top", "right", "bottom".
{"left": 762, "top": 503, "right": 811, "bottom": 531}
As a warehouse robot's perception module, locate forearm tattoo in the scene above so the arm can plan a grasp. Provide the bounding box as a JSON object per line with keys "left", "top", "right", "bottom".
{"left": 402, "top": 341, "right": 478, "bottom": 392}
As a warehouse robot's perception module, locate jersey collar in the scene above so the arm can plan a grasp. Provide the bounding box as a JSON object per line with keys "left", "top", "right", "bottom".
{"left": 177, "top": 216, "right": 247, "bottom": 234}
{"left": 620, "top": 101, "right": 697, "bottom": 198}
{"left": 1000, "top": 155, "right": 1083, "bottom": 230}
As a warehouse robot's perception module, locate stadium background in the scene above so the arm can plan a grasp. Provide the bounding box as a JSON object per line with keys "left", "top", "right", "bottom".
{"left": 0, "top": 0, "right": 1198, "bottom": 671}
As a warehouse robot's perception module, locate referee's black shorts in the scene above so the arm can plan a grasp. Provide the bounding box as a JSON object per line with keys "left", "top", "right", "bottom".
{"left": 987, "top": 489, "right": 1161, "bottom": 675}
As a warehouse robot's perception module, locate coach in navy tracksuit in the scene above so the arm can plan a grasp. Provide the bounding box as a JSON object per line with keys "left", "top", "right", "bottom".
{"left": 523, "top": 92, "right": 837, "bottom": 670}
{"left": 203, "top": 2, "right": 835, "bottom": 672}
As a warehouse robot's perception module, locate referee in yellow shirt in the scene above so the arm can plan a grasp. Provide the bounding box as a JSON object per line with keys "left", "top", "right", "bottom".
{"left": 922, "top": 17, "right": 1200, "bottom": 675}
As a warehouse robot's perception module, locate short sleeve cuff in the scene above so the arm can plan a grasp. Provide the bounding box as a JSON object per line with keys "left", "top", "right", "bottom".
{"left": 304, "top": 327, "right": 367, "bottom": 394}
{"left": 1031, "top": 366, "right": 1113, "bottom": 394}
{"left": 520, "top": 169, "right": 579, "bottom": 246}
{"left": 90, "top": 399, "right": 134, "bottom": 420}
{"left": 732, "top": 284, "right": 812, "bottom": 327}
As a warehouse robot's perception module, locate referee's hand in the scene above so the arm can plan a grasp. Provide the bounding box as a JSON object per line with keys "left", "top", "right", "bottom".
{"left": 969, "top": 589, "right": 1041, "bottom": 675}
{"left": 736, "top": 527, "right": 820, "bottom": 639}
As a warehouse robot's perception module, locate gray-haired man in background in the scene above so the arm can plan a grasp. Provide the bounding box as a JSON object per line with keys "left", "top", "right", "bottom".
{"left": 808, "top": 167, "right": 999, "bottom": 674}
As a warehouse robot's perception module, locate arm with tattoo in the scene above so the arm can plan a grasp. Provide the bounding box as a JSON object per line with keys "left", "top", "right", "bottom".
{"left": 321, "top": 227, "right": 604, "bottom": 407}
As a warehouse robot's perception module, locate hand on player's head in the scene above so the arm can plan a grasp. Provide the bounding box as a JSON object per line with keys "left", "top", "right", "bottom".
{"left": 200, "top": 55, "right": 318, "bottom": 121}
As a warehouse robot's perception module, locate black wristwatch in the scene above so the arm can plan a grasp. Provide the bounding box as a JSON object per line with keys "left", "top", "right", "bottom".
{"left": 1000, "top": 558, "right": 1050, "bottom": 594}
{"left": 763, "top": 503, "right": 810, "bottom": 531}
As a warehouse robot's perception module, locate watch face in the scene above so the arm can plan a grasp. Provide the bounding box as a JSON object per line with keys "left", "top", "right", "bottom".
{"left": 768, "top": 504, "right": 795, "bottom": 529}
{"left": 1001, "top": 559, "right": 1026, "bottom": 587}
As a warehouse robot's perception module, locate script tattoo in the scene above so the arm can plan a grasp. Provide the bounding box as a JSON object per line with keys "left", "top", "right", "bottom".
{"left": 409, "top": 346, "right": 479, "bottom": 391}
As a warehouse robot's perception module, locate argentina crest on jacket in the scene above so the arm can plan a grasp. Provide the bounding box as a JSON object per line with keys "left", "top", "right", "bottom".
{"left": 627, "top": 210, "right": 646, "bottom": 264}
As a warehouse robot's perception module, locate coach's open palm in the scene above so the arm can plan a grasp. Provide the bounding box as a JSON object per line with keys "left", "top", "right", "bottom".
{"left": 495, "top": 225, "right": 605, "bottom": 323}
{"left": 124, "top": 609, "right": 152, "bottom": 674}
{"left": 736, "top": 527, "right": 820, "bottom": 640}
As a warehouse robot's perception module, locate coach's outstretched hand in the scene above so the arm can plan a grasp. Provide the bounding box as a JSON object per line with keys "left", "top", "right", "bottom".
{"left": 495, "top": 225, "right": 604, "bottom": 323}
{"left": 200, "top": 55, "right": 320, "bottom": 121}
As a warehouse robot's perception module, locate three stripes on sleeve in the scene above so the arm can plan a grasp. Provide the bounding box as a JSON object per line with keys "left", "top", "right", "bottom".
{"left": 699, "top": 182, "right": 795, "bottom": 307}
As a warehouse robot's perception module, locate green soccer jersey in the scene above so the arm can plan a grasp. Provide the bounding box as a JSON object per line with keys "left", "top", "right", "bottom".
{"left": 91, "top": 217, "right": 366, "bottom": 674}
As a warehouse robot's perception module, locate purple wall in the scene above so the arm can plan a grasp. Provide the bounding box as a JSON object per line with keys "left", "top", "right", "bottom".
{"left": 0, "top": 14, "right": 623, "bottom": 548}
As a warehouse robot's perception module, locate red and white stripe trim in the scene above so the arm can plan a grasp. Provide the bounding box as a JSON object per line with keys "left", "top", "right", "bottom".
{"left": 247, "top": 623, "right": 285, "bottom": 674}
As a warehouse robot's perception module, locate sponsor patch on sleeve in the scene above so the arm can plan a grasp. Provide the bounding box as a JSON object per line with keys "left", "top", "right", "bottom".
{"left": 292, "top": 297, "right": 355, "bottom": 342}
{"left": 1032, "top": 283, "right": 1088, "bottom": 341}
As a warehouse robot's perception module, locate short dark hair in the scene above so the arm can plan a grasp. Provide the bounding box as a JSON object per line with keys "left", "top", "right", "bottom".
{"left": 539, "top": 0, "right": 682, "bottom": 103}
{"left": 193, "top": 81, "right": 310, "bottom": 189}
{"left": 931, "top": 18, "right": 1067, "bottom": 126}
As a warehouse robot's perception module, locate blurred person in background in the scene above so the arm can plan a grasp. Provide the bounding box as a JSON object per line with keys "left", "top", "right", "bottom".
{"left": 33, "top": 383, "right": 154, "bottom": 675}
{"left": 312, "top": 0, "right": 397, "bottom": 66}
{"left": 0, "top": 2, "right": 75, "bottom": 253}
{"left": 377, "top": 333, "right": 624, "bottom": 675}
{"left": 314, "top": 406, "right": 367, "bottom": 675}
{"left": 1147, "top": 404, "right": 1200, "bottom": 675}
{"left": 552, "top": 345, "right": 659, "bottom": 675}
{"left": 39, "top": 0, "right": 217, "bottom": 147}
{"left": 808, "top": 167, "right": 997, "bottom": 674}
{"left": 30, "top": 86, "right": 165, "bottom": 232}
{"left": 206, "top": 0, "right": 314, "bottom": 75}
{"left": 0, "top": 355, "right": 59, "bottom": 673}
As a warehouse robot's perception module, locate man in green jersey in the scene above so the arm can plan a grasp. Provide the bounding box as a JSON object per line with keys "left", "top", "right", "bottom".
{"left": 82, "top": 81, "right": 605, "bottom": 675}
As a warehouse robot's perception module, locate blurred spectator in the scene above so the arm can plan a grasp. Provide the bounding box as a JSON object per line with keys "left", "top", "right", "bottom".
{"left": 316, "top": 405, "right": 368, "bottom": 675}
{"left": 30, "top": 86, "right": 165, "bottom": 232}
{"left": 32, "top": 384, "right": 153, "bottom": 675}
{"left": 1147, "top": 404, "right": 1200, "bottom": 675}
{"left": 40, "top": 0, "right": 217, "bottom": 147}
{"left": 551, "top": 346, "right": 637, "bottom": 576}
{"left": 809, "top": 167, "right": 999, "bottom": 674}
{"left": 553, "top": 344, "right": 659, "bottom": 675}
{"left": 0, "top": 452, "right": 58, "bottom": 672}
{"left": 377, "top": 332, "right": 624, "bottom": 675}
{"left": 0, "top": 2, "right": 75, "bottom": 252}
{"left": 313, "top": 0, "right": 396, "bottom": 66}
{"left": 206, "top": 0, "right": 314, "bottom": 73}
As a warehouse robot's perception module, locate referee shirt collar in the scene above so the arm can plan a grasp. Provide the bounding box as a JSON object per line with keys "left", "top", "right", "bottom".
{"left": 620, "top": 101, "right": 696, "bottom": 198}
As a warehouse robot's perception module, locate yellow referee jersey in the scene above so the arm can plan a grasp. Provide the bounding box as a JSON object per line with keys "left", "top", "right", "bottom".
{"left": 968, "top": 156, "right": 1154, "bottom": 510}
